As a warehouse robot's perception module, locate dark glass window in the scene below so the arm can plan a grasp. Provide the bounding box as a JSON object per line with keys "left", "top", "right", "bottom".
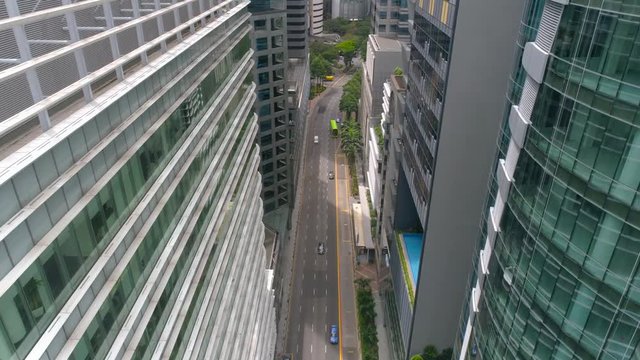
{"left": 256, "top": 37, "right": 268, "bottom": 51}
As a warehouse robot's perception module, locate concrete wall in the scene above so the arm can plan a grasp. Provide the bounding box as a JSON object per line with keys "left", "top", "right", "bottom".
{"left": 407, "top": 0, "right": 525, "bottom": 354}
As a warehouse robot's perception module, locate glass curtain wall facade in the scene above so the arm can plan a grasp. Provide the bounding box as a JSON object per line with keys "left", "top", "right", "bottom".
{"left": 456, "top": 1, "right": 640, "bottom": 359}
{"left": 0, "top": 1, "right": 276, "bottom": 359}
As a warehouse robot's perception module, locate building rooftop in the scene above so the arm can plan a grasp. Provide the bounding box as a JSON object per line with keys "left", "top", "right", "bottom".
{"left": 369, "top": 34, "right": 404, "bottom": 52}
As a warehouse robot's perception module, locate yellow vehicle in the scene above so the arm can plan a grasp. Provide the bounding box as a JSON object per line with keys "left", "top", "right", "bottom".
{"left": 324, "top": 75, "right": 334, "bottom": 81}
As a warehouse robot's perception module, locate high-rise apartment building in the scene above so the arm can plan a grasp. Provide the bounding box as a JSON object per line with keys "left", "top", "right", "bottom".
{"left": 376, "top": 0, "right": 523, "bottom": 358}
{"left": 311, "top": 0, "right": 324, "bottom": 35}
{"left": 361, "top": 34, "right": 403, "bottom": 211}
{"left": 0, "top": 1, "right": 276, "bottom": 359}
{"left": 456, "top": 1, "right": 640, "bottom": 359}
{"left": 371, "top": 0, "right": 409, "bottom": 39}
{"left": 286, "top": 0, "right": 307, "bottom": 58}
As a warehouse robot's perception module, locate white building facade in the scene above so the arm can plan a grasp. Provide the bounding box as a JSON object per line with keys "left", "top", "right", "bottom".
{"left": 0, "top": 1, "right": 276, "bottom": 359}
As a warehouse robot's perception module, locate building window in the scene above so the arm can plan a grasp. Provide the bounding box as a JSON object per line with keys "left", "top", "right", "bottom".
{"left": 273, "top": 69, "right": 284, "bottom": 81}
{"left": 256, "top": 37, "right": 268, "bottom": 51}
{"left": 264, "top": 190, "right": 275, "bottom": 199}
{"left": 379, "top": 11, "right": 387, "bottom": 19}
{"left": 254, "top": 19, "right": 267, "bottom": 30}
{"left": 257, "top": 88, "right": 270, "bottom": 101}
{"left": 272, "top": 35, "right": 284, "bottom": 48}
{"left": 264, "top": 175, "right": 275, "bottom": 187}
{"left": 271, "top": 17, "right": 284, "bottom": 29}
{"left": 258, "top": 72, "right": 269, "bottom": 85}
{"left": 259, "top": 104, "right": 271, "bottom": 116}
{"left": 260, "top": 119, "right": 272, "bottom": 132}
{"left": 272, "top": 52, "right": 284, "bottom": 65}
{"left": 257, "top": 55, "right": 268, "bottom": 68}
{"left": 261, "top": 134, "right": 272, "bottom": 146}
{"left": 262, "top": 162, "right": 274, "bottom": 174}
{"left": 262, "top": 149, "right": 273, "bottom": 161}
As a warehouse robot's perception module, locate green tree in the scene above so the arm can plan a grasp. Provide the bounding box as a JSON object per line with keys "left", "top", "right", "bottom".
{"left": 422, "top": 345, "right": 439, "bottom": 360}
{"left": 437, "top": 348, "right": 453, "bottom": 360}
{"left": 310, "top": 55, "right": 331, "bottom": 93}
{"left": 324, "top": 17, "right": 350, "bottom": 35}
{"left": 339, "top": 92, "right": 359, "bottom": 116}
{"left": 336, "top": 40, "right": 357, "bottom": 68}
{"left": 339, "top": 119, "right": 362, "bottom": 162}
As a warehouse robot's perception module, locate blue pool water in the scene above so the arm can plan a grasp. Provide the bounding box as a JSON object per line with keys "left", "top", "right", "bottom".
{"left": 402, "top": 233, "right": 423, "bottom": 286}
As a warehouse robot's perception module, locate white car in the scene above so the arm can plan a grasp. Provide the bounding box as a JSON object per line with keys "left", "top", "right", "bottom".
{"left": 314, "top": 136, "right": 319, "bottom": 143}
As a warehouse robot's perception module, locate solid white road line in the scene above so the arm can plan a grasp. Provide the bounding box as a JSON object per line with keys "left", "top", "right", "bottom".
{"left": 311, "top": 345, "right": 313, "bottom": 353}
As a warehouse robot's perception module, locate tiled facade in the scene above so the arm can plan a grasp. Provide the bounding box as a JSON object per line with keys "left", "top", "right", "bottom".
{"left": 457, "top": 1, "right": 640, "bottom": 359}
{"left": 0, "top": 1, "right": 276, "bottom": 359}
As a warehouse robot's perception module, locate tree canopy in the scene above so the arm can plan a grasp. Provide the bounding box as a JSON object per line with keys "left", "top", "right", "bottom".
{"left": 310, "top": 55, "right": 332, "bottom": 78}
{"left": 339, "top": 118, "right": 363, "bottom": 162}
{"left": 336, "top": 40, "right": 357, "bottom": 68}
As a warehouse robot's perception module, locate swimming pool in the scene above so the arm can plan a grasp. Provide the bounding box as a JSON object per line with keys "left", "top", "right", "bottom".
{"left": 402, "top": 233, "right": 423, "bottom": 286}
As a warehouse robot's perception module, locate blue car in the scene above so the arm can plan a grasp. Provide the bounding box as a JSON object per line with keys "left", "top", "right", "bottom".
{"left": 330, "top": 325, "right": 338, "bottom": 344}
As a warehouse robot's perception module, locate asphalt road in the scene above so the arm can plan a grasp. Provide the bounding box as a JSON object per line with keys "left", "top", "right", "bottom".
{"left": 285, "top": 75, "right": 358, "bottom": 360}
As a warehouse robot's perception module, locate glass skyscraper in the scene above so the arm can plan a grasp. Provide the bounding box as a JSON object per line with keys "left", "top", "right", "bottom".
{"left": 457, "top": 1, "right": 640, "bottom": 359}
{"left": 0, "top": 1, "right": 275, "bottom": 359}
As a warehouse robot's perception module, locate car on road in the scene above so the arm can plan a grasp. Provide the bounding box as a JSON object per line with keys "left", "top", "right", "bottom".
{"left": 314, "top": 135, "right": 319, "bottom": 143}
{"left": 317, "top": 242, "right": 326, "bottom": 255}
{"left": 328, "top": 171, "right": 335, "bottom": 180}
{"left": 330, "top": 325, "right": 338, "bottom": 344}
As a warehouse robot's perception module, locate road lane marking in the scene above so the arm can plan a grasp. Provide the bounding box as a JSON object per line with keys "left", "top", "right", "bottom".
{"left": 326, "top": 289, "right": 328, "bottom": 296}
{"left": 326, "top": 274, "right": 328, "bottom": 281}
{"left": 311, "top": 345, "right": 313, "bottom": 353}
{"left": 313, "top": 288, "right": 316, "bottom": 296}
{"left": 335, "top": 151, "right": 343, "bottom": 360}
{"left": 313, "top": 305, "right": 315, "bottom": 312}
{"left": 312, "top": 323, "right": 314, "bottom": 332}
{"left": 302, "top": 273, "right": 305, "bottom": 280}
{"left": 325, "top": 345, "right": 327, "bottom": 353}
{"left": 314, "top": 273, "right": 316, "bottom": 280}
{"left": 300, "top": 305, "right": 302, "bottom": 312}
